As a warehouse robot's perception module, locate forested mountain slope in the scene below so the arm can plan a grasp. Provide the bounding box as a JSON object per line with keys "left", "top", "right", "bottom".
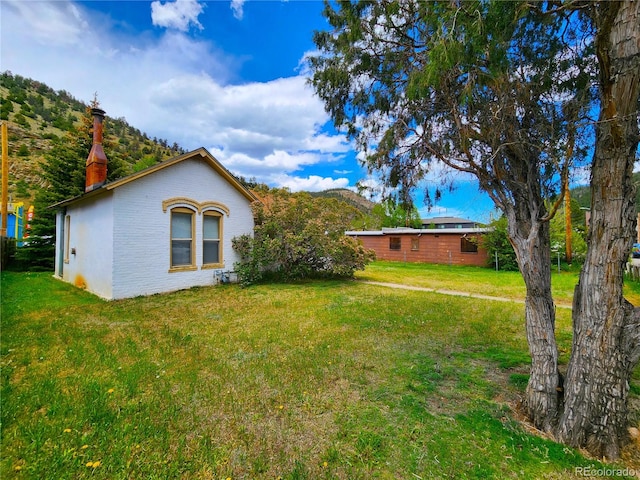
{"left": 1, "top": 71, "right": 186, "bottom": 205}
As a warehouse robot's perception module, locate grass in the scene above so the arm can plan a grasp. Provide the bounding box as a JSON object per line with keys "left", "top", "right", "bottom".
{"left": 1, "top": 266, "right": 639, "bottom": 479}
{"left": 356, "top": 261, "right": 640, "bottom": 307}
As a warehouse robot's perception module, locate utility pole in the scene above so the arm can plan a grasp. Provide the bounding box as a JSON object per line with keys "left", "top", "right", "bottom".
{"left": 1, "top": 122, "right": 8, "bottom": 237}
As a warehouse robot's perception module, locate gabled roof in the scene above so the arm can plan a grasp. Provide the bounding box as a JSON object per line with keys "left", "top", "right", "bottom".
{"left": 51, "top": 147, "right": 257, "bottom": 209}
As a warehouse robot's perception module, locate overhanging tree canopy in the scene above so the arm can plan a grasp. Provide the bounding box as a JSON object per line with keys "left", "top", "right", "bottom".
{"left": 309, "top": 0, "right": 640, "bottom": 458}
{"left": 310, "top": 0, "right": 592, "bottom": 436}
{"left": 310, "top": 0, "right": 592, "bottom": 207}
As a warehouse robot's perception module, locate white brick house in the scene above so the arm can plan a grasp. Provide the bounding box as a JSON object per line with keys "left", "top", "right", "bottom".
{"left": 52, "top": 147, "right": 256, "bottom": 300}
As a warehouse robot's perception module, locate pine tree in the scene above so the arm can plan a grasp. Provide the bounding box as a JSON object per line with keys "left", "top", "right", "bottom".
{"left": 17, "top": 137, "right": 85, "bottom": 269}
{"left": 17, "top": 103, "right": 125, "bottom": 268}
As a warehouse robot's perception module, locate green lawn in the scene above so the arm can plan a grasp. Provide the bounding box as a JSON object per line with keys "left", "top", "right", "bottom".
{"left": 356, "top": 261, "right": 640, "bottom": 307}
{"left": 1, "top": 267, "right": 637, "bottom": 479}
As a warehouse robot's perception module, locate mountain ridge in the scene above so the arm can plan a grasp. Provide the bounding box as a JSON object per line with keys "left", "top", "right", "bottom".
{"left": 0, "top": 72, "right": 376, "bottom": 215}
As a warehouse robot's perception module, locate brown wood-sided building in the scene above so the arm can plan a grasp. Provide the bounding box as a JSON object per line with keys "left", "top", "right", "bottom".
{"left": 346, "top": 226, "right": 490, "bottom": 267}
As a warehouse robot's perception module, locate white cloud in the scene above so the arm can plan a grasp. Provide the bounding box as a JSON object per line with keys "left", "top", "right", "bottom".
{"left": 571, "top": 164, "right": 591, "bottom": 187}
{"left": 354, "top": 176, "right": 385, "bottom": 202}
{"left": 147, "top": 75, "right": 320, "bottom": 147}
{"left": 270, "top": 174, "right": 350, "bottom": 192}
{"left": 214, "top": 149, "right": 322, "bottom": 177}
{"left": 1, "top": 0, "right": 357, "bottom": 192}
{"left": 150, "top": 0, "right": 204, "bottom": 31}
{"left": 0, "top": 1, "right": 89, "bottom": 47}
{"left": 230, "top": 0, "right": 245, "bottom": 20}
{"left": 145, "top": 73, "right": 351, "bottom": 181}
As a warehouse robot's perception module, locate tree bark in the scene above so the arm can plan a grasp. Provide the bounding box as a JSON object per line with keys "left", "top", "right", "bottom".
{"left": 556, "top": 0, "right": 640, "bottom": 459}
{"left": 505, "top": 206, "right": 561, "bottom": 433}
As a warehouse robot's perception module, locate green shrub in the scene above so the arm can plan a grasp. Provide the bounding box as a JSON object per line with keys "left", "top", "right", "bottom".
{"left": 16, "top": 144, "right": 29, "bottom": 156}
{"left": 233, "top": 189, "right": 375, "bottom": 285}
{"left": 480, "top": 216, "right": 519, "bottom": 271}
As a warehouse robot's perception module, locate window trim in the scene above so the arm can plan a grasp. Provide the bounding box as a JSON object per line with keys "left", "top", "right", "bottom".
{"left": 201, "top": 210, "right": 223, "bottom": 269}
{"left": 162, "top": 197, "right": 230, "bottom": 216}
{"left": 169, "top": 207, "right": 197, "bottom": 271}
{"left": 460, "top": 236, "right": 478, "bottom": 254}
{"left": 63, "top": 214, "right": 71, "bottom": 263}
{"left": 411, "top": 237, "right": 419, "bottom": 251}
{"left": 389, "top": 237, "right": 401, "bottom": 251}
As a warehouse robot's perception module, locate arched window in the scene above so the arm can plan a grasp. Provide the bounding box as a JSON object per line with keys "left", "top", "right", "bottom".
{"left": 170, "top": 207, "right": 195, "bottom": 268}
{"left": 202, "top": 210, "right": 223, "bottom": 267}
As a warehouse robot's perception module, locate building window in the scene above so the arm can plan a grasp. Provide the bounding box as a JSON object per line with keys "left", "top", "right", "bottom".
{"left": 461, "top": 236, "right": 478, "bottom": 253}
{"left": 389, "top": 237, "right": 401, "bottom": 251}
{"left": 411, "top": 238, "right": 419, "bottom": 251}
{"left": 171, "top": 208, "right": 195, "bottom": 268}
{"left": 64, "top": 215, "right": 71, "bottom": 263}
{"left": 203, "top": 211, "right": 222, "bottom": 266}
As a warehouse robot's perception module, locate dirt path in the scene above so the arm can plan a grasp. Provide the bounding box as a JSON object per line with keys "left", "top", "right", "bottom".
{"left": 360, "top": 280, "right": 573, "bottom": 310}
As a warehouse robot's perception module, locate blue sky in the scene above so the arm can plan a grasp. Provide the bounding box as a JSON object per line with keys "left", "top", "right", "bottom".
{"left": 1, "top": 0, "right": 496, "bottom": 222}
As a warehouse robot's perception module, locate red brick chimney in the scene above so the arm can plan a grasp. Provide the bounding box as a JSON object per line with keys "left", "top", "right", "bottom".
{"left": 85, "top": 107, "right": 108, "bottom": 192}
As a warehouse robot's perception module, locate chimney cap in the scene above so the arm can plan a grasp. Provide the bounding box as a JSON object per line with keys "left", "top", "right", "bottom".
{"left": 91, "top": 107, "right": 106, "bottom": 117}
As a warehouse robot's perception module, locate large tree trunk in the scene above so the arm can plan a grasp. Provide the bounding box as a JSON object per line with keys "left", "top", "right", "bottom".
{"left": 556, "top": 0, "right": 640, "bottom": 459}
{"left": 506, "top": 208, "right": 561, "bottom": 433}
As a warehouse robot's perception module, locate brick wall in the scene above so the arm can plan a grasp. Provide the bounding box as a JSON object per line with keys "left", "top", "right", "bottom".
{"left": 349, "top": 232, "right": 489, "bottom": 267}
